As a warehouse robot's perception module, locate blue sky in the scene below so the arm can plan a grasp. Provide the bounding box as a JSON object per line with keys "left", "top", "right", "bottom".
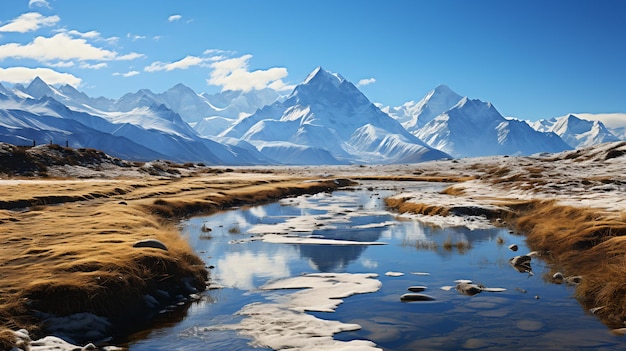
{"left": 0, "top": 0, "right": 625, "bottom": 121}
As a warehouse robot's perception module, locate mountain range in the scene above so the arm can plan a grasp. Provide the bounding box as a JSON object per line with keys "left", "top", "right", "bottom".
{"left": 530, "top": 114, "right": 620, "bottom": 149}
{"left": 0, "top": 67, "right": 623, "bottom": 165}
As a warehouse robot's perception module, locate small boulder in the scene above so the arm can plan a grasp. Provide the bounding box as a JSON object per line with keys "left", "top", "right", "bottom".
{"left": 455, "top": 282, "right": 483, "bottom": 296}
{"left": 552, "top": 272, "right": 564, "bottom": 283}
{"left": 407, "top": 286, "right": 427, "bottom": 292}
{"left": 400, "top": 293, "right": 436, "bottom": 302}
{"left": 508, "top": 244, "right": 519, "bottom": 252}
{"left": 509, "top": 255, "right": 532, "bottom": 273}
{"left": 509, "top": 255, "right": 531, "bottom": 266}
{"left": 133, "top": 239, "right": 168, "bottom": 251}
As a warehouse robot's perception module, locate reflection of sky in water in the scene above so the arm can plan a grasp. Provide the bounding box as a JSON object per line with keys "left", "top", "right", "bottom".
{"left": 127, "top": 182, "right": 626, "bottom": 351}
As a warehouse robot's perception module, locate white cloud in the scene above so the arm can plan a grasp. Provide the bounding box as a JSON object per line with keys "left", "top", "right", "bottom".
{"left": 113, "top": 70, "right": 139, "bottom": 78}
{"left": 127, "top": 33, "right": 147, "bottom": 41}
{"left": 0, "top": 33, "right": 143, "bottom": 62}
{"left": 207, "top": 54, "right": 292, "bottom": 92}
{"left": 0, "top": 12, "right": 59, "bottom": 33}
{"left": 144, "top": 55, "right": 207, "bottom": 72}
{"left": 66, "top": 29, "right": 101, "bottom": 39}
{"left": 48, "top": 61, "right": 74, "bottom": 68}
{"left": 203, "top": 49, "right": 233, "bottom": 56}
{"left": 28, "top": 0, "right": 51, "bottom": 9}
{"left": 116, "top": 52, "right": 145, "bottom": 61}
{"left": 357, "top": 77, "right": 376, "bottom": 87}
{"left": 80, "top": 62, "right": 107, "bottom": 70}
{"left": 168, "top": 14, "right": 182, "bottom": 22}
{"left": 0, "top": 66, "right": 80, "bottom": 87}
{"left": 105, "top": 36, "right": 120, "bottom": 45}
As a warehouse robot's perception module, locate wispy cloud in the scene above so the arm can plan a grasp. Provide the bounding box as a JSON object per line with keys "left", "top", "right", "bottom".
{"left": 0, "top": 12, "right": 59, "bottom": 33}
{"left": 357, "top": 77, "right": 376, "bottom": 87}
{"left": 116, "top": 52, "right": 145, "bottom": 61}
{"left": 203, "top": 49, "right": 234, "bottom": 56}
{"left": 80, "top": 62, "right": 107, "bottom": 70}
{"left": 207, "top": 54, "right": 293, "bottom": 92}
{"left": 28, "top": 0, "right": 51, "bottom": 9}
{"left": 127, "top": 33, "right": 147, "bottom": 41}
{"left": 65, "top": 29, "right": 101, "bottom": 39}
{"left": 0, "top": 66, "right": 80, "bottom": 86}
{"left": 168, "top": 14, "right": 182, "bottom": 22}
{"left": 113, "top": 70, "right": 139, "bottom": 78}
{"left": 0, "top": 33, "right": 143, "bottom": 62}
{"left": 144, "top": 55, "right": 208, "bottom": 72}
{"left": 48, "top": 61, "right": 74, "bottom": 68}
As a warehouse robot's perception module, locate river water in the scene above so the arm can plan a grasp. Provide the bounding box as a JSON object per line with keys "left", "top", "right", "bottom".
{"left": 121, "top": 181, "right": 625, "bottom": 350}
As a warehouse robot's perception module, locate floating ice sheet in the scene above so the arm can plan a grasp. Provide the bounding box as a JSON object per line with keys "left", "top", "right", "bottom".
{"left": 205, "top": 273, "right": 383, "bottom": 351}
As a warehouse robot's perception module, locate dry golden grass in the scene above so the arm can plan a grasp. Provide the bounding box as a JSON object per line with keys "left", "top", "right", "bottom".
{"left": 0, "top": 172, "right": 347, "bottom": 348}
{"left": 385, "top": 197, "right": 451, "bottom": 216}
{"left": 441, "top": 185, "right": 465, "bottom": 196}
{"left": 513, "top": 201, "right": 626, "bottom": 327}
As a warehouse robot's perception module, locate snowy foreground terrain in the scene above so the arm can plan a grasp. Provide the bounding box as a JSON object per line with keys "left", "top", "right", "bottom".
{"left": 9, "top": 141, "right": 625, "bottom": 351}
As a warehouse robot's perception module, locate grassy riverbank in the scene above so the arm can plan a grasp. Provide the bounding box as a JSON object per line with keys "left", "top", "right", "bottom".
{"left": 383, "top": 142, "right": 626, "bottom": 331}
{"left": 0, "top": 163, "right": 349, "bottom": 349}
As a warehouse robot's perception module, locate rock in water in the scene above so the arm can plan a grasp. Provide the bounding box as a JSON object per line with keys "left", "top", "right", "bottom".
{"left": 407, "top": 286, "right": 427, "bottom": 292}
{"left": 509, "top": 255, "right": 531, "bottom": 266}
{"left": 455, "top": 282, "right": 483, "bottom": 296}
{"left": 133, "top": 239, "right": 168, "bottom": 251}
{"left": 400, "top": 293, "right": 436, "bottom": 302}
{"left": 509, "top": 255, "right": 532, "bottom": 273}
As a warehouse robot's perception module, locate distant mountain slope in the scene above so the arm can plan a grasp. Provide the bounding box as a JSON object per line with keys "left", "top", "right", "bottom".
{"left": 531, "top": 114, "right": 621, "bottom": 148}
{"left": 573, "top": 113, "right": 626, "bottom": 140}
{"left": 382, "top": 84, "right": 463, "bottom": 133}
{"left": 221, "top": 67, "right": 450, "bottom": 164}
{"left": 414, "top": 97, "right": 571, "bottom": 158}
{"left": 0, "top": 82, "right": 269, "bottom": 165}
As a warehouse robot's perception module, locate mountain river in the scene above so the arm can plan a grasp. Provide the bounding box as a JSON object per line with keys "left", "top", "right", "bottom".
{"left": 118, "top": 181, "right": 626, "bottom": 351}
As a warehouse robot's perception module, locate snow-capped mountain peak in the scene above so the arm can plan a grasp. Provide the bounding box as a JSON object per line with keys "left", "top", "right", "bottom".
{"left": 221, "top": 66, "right": 449, "bottom": 164}
{"left": 25, "top": 76, "right": 54, "bottom": 96}
{"left": 531, "top": 113, "right": 620, "bottom": 148}
{"left": 303, "top": 66, "right": 346, "bottom": 86}
{"left": 415, "top": 94, "right": 572, "bottom": 158}
{"left": 387, "top": 84, "right": 463, "bottom": 132}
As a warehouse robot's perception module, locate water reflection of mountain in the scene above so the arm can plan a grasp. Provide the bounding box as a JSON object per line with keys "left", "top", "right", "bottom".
{"left": 415, "top": 224, "right": 504, "bottom": 257}
{"left": 296, "top": 226, "right": 384, "bottom": 272}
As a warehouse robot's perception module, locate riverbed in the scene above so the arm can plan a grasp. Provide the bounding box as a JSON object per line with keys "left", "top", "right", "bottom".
{"left": 121, "top": 181, "right": 625, "bottom": 350}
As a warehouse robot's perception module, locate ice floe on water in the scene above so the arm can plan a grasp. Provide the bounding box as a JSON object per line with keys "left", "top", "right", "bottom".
{"left": 384, "top": 271, "right": 404, "bottom": 277}
{"left": 261, "top": 233, "right": 386, "bottom": 246}
{"left": 200, "top": 273, "right": 383, "bottom": 350}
